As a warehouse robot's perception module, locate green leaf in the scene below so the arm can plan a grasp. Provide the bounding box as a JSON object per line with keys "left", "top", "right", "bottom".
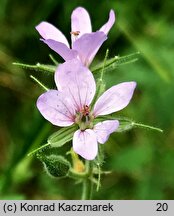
{"left": 36, "top": 146, "right": 60, "bottom": 156}
{"left": 91, "top": 52, "right": 140, "bottom": 73}
{"left": 48, "top": 125, "right": 78, "bottom": 147}
{"left": 39, "top": 154, "right": 71, "bottom": 178}
{"left": 28, "top": 143, "right": 50, "bottom": 157}
{"left": 13, "top": 62, "right": 56, "bottom": 74}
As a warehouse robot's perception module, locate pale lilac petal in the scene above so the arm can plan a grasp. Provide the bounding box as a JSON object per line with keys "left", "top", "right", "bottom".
{"left": 37, "top": 90, "right": 75, "bottom": 127}
{"left": 71, "top": 7, "right": 92, "bottom": 43}
{"left": 94, "top": 120, "right": 119, "bottom": 144}
{"left": 94, "top": 82, "right": 136, "bottom": 116}
{"left": 73, "top": 32, "right": 107, "bottom": 66}
{"left": 73, "top": 129, "right": 98, "bottom": 160}
{"left": 42, "top": 39, "right": 78, "bottom": 61}
{"left": 55, "top": 59, "right": 96, "bottom": 111}
{"left": 99, "top": 10, "right": 115, "bottom": 35}
{"left": 36, "top": 21, "right": 69, "bottom": 47}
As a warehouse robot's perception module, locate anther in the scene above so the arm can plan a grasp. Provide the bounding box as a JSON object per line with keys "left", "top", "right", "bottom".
{"left": 70, "top": 31, "right": 80, "bottom": 36}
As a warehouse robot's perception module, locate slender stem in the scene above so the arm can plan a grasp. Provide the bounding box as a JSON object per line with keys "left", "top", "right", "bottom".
{"left": 81, "top": 179, "right": 92, "bottom": 200}
{"left": 68, "top": 169, "right": 88, "bottom": 179}
{"left": 96, "top": 164, "right": 101, "bottom": 191}
{"left": 81, "top": 161, "right": 94, "bottom": 200}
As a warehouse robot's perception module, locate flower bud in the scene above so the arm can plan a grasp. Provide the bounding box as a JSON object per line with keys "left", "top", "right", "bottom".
{"left": 42, "top": 155, "right": 71, "bottom": 178}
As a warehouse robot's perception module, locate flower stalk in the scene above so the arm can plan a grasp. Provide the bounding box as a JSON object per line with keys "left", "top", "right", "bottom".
{"left": 81, "top": 161, "right": 94, "bottom": 200}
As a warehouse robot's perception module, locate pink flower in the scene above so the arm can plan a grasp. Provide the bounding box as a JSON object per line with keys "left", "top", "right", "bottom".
{"left": 37, "top": 59, "right": 136, "bottom": 160}
{"left": 36, "top": 7, "right": 115, "bottom": 66}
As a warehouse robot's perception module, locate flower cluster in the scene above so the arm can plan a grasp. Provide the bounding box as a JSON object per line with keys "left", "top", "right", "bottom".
{"left": 36, "top": 7, "right": 136, "bottom": 160}
{"left": 36, "top": 7, "right": 115, "bottom": 67}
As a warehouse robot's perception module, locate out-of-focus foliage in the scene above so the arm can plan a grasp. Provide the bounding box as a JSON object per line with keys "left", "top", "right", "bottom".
{"left": 0, "top": 0, "right": 174, "bottom": 199}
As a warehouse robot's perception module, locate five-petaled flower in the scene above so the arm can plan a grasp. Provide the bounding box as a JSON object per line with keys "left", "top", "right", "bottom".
{"left": 36, "top": 7, "right": 115, "bottom": 67}
{"left": 37, "top": 59, "right": 136, "bottom": 160}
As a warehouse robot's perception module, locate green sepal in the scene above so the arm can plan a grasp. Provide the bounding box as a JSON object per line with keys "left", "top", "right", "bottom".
{"left": 93, "top": 145, "right": 105, "bottom": 191}
{"left": 95, "top": 115, "right": 163, "bottom": 133}
{"left": 48, "top": 125, "right": 78, "bottom": 147}
{"left": 49, "top": 54, "right": 59, "bottom": 65}
{"left": 13, "top": 62, "right": 56, "bottom": 74}
{"left": 28, "top": 125, "right": 78, "bottom": 157}
{"left": 90, "top": 50, "right": 108, "bottom": 109}
{"left": 38, "top": 154, "right": 71, "bottom": 178}
{"left": 90, "top": 79, "right": 106, "bottom": 109}
{"left": 117, "top": 118, "right": 135, "bottom": 132}
{"left": 91, "top": 52, "right": 140, "bottom": 73}
{"left": 30, "top": 75, "right": 49, "bottom": 91}
{"left": 94, "top": 145, "right": 105, "bottom": 166}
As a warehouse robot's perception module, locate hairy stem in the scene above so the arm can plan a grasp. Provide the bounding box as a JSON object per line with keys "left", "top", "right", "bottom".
{"left": 81, "top": 161, "right": 94, "bottom": 200}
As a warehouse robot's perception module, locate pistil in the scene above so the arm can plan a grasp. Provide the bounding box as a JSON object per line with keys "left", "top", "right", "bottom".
{"left": 75, "top": 105, "right": 94, "bottom": 130}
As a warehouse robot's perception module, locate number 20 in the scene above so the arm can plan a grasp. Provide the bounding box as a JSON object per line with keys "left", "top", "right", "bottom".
{"left": 156, "top": 203, "right": 168, "bottom": 211}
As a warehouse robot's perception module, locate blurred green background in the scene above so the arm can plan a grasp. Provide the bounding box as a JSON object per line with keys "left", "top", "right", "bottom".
{"left": 0, "top": 0, "right": 174, "bottom": 200}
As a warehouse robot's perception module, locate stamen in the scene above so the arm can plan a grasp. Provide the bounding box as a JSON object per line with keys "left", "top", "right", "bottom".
{"left": 81, "top": 105, "right": 90, "bottom": 116}
{"left": 75, "top": 105, "right": 94, "bottom": 130}
{"left": 70, "top": 31, "right": 80, "bottom": 36}
{"left": 70, "top": 31, "right": 80, "bottom": 43}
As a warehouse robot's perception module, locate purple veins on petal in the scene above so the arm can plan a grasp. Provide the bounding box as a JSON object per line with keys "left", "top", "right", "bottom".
{"left": 36, "top": 90, "right": 75, "bottom": 127}
{"left": 73, "top": 129, "right": 98, "bottom": 160}
{"left": 72, "top": 32, "right": 107, "bottom": 67}
{"left": 55, "top": 59, "right": 96, "bottom": 111}
{"left": 36, "top": 21, "right": 70, "bottom": 47}
{"left": 35, "top": 8, "right": 116, "bottom": 66}
{"left": 94, "top": 120, "right": 119, "bottom": 144}
{"left": 93, "top": 82, "right": 136, "bottom": 116}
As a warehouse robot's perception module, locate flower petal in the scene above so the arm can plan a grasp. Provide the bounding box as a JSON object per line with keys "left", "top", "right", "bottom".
{"left": 99, "top": 10, "right": 115, "bottom": 35}
{"left": 73, "top": 32, "right": 107, "bottom": 66}
{"left": 94, "top": 120, "right": 119, "bottom": 144}
{"left": 37, "top": 90, "right": 75, "bottom": 127}
{"left": 73, "top": 129, "right": 98, "bottom": 160}
{"left": 55, "top": 59, "right": 96, "bottom": 111}
{"left": 94, "top": 82, "right": 136, "bottom": 116}
{"left": 36, "top": 21, "right": 69, "bottom": 47}
{"left": 42, "top": 39, "right": 78, "bottom": 61}
{"left": 71, "top": 7, "right": 92, "bottom": 43}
